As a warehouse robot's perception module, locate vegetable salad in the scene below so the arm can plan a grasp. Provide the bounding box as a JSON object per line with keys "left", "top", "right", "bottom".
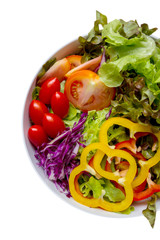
{"left": 28, "top": 11, "right": 160, "bottom": 227}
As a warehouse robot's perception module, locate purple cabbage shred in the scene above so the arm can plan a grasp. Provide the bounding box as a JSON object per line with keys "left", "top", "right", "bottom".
{"left": 105, "top": 107, "right": 112, "bottom": 120}
{"left": 35, "top": 112, "right": 88, "bottom": 198}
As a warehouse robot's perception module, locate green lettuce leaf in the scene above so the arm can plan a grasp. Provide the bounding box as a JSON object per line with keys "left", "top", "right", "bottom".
{"left": 131, "top": 60, "right": 156, "bottom": 83}
{"left": 99, "top": 34, "right": 156, "bottom": 87}
{"left": 60, "top": 80, "right": 66, "bottom": 93}
{"left": 110, "top": 72, "right": 160, "bottom": 128}
{"left": 87, "top": 10, "right": 107, "bottom": 43}
{"left": 155, "top": 38, "right": 160, "bottom": 48}
{"left": 78, "top": 11, "right": 107, "bottom": 62}
{"left": 64, "top": 105, "right": 130, "bottom": 154}
{"left": 102, "top": 19, "right": 142, "bottom": 46}
{"left": 119, "top": 19, "right": 141, "bottom": 39}
{"left": 82, "top": 108, "right": 110, "bottom": 145}
{"left": 98, "top": 62, "right": 124, "bottom": 87}
{"left": 120, "top": 206, "right": 135, "bottom": 215}
{"left": 142, "top": 194, "right": 157, "bottom": 228}
{"left": 141, "top": 23, "right": 158, "bottom": 36}
{"left": 102, "top": 179, "right": 125, "bottom": 202}
{"left": 79, "top": 176, "right": 125, "bottom": 202}
{"left": 63, "top": 103, "right": 81, "bottom": 128}
{"left": 79, "top": 176, "right": 104, "bottom": 198}
{"left": 107, "top": 125, "right": 129, "bottom": 144}
{"left": 151, "top": 161, "right": 160, "bottom": 179}
{"left": 64, "top": 107, "right": 112, "bottom": 159}
{"left": 32, "top": 86, "right": 40, "bottom": 100}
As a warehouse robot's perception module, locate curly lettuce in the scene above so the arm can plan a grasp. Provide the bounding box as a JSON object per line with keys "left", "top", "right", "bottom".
{"left": 110, "top": 71, "right": 160, "bottom": 128}
{"left": 79, "top": 13, "right": 160, "bottom": 126}
{"left": 99, "top": 34, "right": 156, "bottom": 87}
{"left": 79, "top": 176, "right": 125, "bottom": 202}
{"left": 143, "top": 195, "right": 157, "bottom": 228}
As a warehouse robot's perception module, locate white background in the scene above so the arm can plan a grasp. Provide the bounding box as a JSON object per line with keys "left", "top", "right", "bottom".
{"left": 1, "top": 0, "right": 160, "bottom": 239}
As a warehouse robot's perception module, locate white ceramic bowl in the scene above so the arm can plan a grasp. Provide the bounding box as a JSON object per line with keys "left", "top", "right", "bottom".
{"left": 23, "top": 38, "right": 156, "bottom": 218}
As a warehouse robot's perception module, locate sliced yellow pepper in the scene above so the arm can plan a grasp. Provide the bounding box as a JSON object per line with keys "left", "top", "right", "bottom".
{"left": 69, "top": 117, "right": 160, "bottom": 213}
{"left": 69, "top": 142, "right": 137, "bottom": 212}
{"left": 98, "top": 117, "right": 160, "bottom": 188}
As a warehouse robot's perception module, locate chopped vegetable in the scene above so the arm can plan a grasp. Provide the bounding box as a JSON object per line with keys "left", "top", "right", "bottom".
{"left": 42, "top": 113, "right": 65, "bottom": 138}
{"left": 35, "top": 113, "right": 87, "bottom": 197}
{"left": 65, "top": 56, "right": 102, "bottom": 78}
{"left": 37, "top": 58, "right": 71, "bottom": 85}
{"left": 133, "top": 174, "right": 160, "bottom": 201}
{"left": 39, "top": 77, "right": 60, "bottom": 105}
{"left": 79, "top": 176, "right": 125, "bottom": 201}
{"left": 64, "top": 69, "right": 115, "bottom": 111}
{"left": 29, "top": 100, "right": 49, "bottom": 125}
{"left": 51, "top": 91, "right": 69, "bottom": 119}
{"left": 28, "top": 125, "right": 48, "bottom": 148}
{"left": 69, "top": 127, "right": 137, "bottom": 212}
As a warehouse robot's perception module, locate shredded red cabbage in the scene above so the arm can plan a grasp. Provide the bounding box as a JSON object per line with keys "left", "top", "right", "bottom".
{"left": 35, "top": 112, "right": 88, "bottom": 198}
{"left": 105, "top": 107, "right": 112, "bottom": 120}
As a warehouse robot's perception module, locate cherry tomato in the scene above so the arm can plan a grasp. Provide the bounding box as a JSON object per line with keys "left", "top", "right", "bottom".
{"left": 42, "top": 113, "right": 65, "bottom": 138}
{"left": 51, "top": 92, "right": 69, "bottom": 119}
{"left": 39, "top": 77, "right": 60, "bottom": 104}
{"left": 28, "top": 125, "right": 48, "bottom": 147}
{"left": 29, "top": 100, "right": 49, "bottom": 125}
{"left": 64, "top": 70, "right": 115, "bottom": 111}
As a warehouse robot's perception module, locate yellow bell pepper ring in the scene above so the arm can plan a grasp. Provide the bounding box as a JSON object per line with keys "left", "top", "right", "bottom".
{"left": 69, "top": 142, "right": 137, "bottom": 212}
{"left": 99, "top": 117, "right": 153, "bottom": 146}
{"left": 93, "top": 149, "right": 137, "bottom": 184}
{"left": 69, "top": 117, "right": 160, "bottom": 213}
{"left": 99, "top": 117, "right": 160, "bottom": 188}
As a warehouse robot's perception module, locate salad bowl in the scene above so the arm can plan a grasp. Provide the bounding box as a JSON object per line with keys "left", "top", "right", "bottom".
{"left": 23, "top": 39, "right": 157, "bottom": 219}
{"left": 23, "top": 11, "right": 160, "bottom": 226}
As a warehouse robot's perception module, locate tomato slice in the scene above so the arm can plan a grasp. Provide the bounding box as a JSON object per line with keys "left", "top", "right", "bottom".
{"left": 37, "top": 58, "right": 71, "bottom": 85}
{"left": 66, "top": 55, "right": 82, "bottom": 69}
{"left": 64, "top": 70, "right": 115, "bottom": 111}
{"left": 65, "top": 56, "right": 101, "bottom": 78}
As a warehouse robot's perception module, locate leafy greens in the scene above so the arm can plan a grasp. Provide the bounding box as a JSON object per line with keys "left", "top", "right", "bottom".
{"left": 32, "top": 11, "right": 160, "bottom": 227}
{"left": 77, "top": 11, "right": 160, "bottom": 226}
{"left": 79, "top": 11, "right": 160, "bottom": 131}
{"left": 35, "top": 113, "right": 87, "bottom": 197}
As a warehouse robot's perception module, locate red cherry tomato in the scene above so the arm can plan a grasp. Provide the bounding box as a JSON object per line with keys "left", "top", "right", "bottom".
{"left": 29, "top": 100, "right": 49, "bottom": 125}
{"left": 42, "top": 113, "right": 65, "bottom": 138}
{"left": 28, "top": 125, "right": 48, "bottom": 147}
{"left": 51, "top": 92, "right": 69, "bottom": 119}
{"left": 39, "top": 77, "right": 60, "bottom": 104}
{"left": 64, "top": 70, "right": 115, "bottom": 111}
